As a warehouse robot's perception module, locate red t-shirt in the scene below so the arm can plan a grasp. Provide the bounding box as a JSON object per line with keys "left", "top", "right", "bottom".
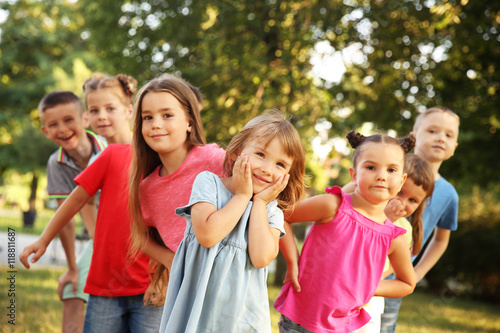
{"left": 139, "top": 144, "right": 226, "bottom": 252}
{"left": 75, "top": 144, "right": 150, "bottom": 296}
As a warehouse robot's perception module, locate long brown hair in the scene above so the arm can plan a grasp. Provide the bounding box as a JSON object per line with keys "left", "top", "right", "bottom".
{"left": 404, "top": 154, "right": 435, "bottom": 255}
{"left": 128, "top": 74, "right": 206, "bottom": 306}
{"left": 223, "top": 109, "right": 306, "bottom": 212}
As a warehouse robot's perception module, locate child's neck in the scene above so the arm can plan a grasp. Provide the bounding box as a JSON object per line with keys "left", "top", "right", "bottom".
{"left": 158, "top": 145, "right": 192, "bottom": 177}
{"left": 106, "top": 130, "right": 132, "bottom": 145}
{"left": 416, "top": 153, "right": 442, "bottom": 181}
{"left": 350, "top": 191, "right": 388, "bottom": 224}
{"left": 65, "top": 136, "right": 93, "bottom": 170}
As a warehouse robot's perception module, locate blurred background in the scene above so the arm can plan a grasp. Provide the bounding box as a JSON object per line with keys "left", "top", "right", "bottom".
{"left": 0, "top": 0, "right": 499, "bottom": 309}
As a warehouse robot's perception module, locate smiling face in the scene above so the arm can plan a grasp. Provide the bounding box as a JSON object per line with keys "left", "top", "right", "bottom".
{"left": 350, "top": 142, "right": 407, "bottom": 204}
{"left": 86, "top": 88, "right": 133, "bottom": 143}
{"left": 141, "top": 91, "right": 192, "bottom": 158}
{"left": 413, "top": 111, "right": 459, "bottom": 164}
{"left": 240, "top": 138, "right": 293, "bottom": 194}
{"left": 41, "top": 102, "right": 89, "bottom": 151}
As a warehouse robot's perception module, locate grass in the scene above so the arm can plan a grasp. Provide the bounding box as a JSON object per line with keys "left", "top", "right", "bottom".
{"left": 1, "top": 267, "right": 499, "bottom": 332}
{"left": 0, "top": 208, "right": 86, "bottom": 236}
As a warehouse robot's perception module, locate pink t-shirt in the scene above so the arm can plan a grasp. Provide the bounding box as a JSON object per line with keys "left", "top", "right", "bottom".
{"left": 274, "top": 186, "right": 406, "bottom": 333}
{"left": 75, "top": 144, "right": 151, "bottom": 296}
{"left": 139, "top": 144, "right": 225, "bottom": 252}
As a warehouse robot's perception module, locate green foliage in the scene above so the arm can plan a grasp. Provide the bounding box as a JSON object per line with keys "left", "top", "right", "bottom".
{"left": 422, "top": 184, "right": 500, "bottom": 302}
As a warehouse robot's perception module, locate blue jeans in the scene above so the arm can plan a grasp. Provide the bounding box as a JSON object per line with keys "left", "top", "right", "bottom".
{"left": 278, "top": 315, "right": 314, "bottom": 333}
{"left": 83, "top": 294, "right": 163, "bottom": 333}
{"left": 380, "top": 272, "right": 403, "bottom": 333}
{"left": 380, "top": 297, "right": 403, "bottom": 333}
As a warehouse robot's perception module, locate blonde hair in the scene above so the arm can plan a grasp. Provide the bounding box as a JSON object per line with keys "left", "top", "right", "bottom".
{"left": 82, "top": 73, "right": 137, "bottom": 108}
{"left": 128, "top": 74, "right": 206, "bottom": 306}
{"left": 223, "top": 109, "right": 306, "bottom": 212}
{"left": 413, "top": 106, "right": 460, "bottom": 132}
{"left": 404, "top": 154, "right": 435, "bottom": 256}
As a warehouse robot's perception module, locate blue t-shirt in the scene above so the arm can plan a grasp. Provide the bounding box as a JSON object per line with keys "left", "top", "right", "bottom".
{"left": 412, "top": 176, "right": 458, "bottom": 262}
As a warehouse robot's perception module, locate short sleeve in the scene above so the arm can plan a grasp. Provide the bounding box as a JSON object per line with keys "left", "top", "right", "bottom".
{"left": 46, "top": 153, "right": 79, "bottom": 199}
{"left": 175, "top": 171, "right": 218, "bottom": 217}
{"left": 436, "top": 191, "right": 459, "bottom": 231}
{"left": 266, "top": 201, "right": 285, "bottom": 238}
{"left": 74, "top": 149, "right": 108, "bottom": 197}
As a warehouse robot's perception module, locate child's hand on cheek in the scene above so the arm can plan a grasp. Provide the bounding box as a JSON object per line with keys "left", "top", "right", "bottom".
{"left": 232, "top": 154, "right": 253, "bottom": 200}
{"left": 385, "top": 198, "right": 406, "bottom": 222}
{"left": 254, "top": 174, "right": 290, "bottom": 205}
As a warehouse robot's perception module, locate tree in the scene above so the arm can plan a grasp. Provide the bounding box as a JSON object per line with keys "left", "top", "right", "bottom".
{"left": 0, "top": 0, "right": 98, "bottom": 215}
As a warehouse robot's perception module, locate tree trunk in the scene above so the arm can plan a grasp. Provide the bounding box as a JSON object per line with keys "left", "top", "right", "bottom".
{"left": 29, "top": 171, "right": 38, "bottom": 211}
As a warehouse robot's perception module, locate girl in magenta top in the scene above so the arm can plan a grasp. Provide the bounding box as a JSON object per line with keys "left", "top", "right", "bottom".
{"left": 274, "top": 131, "right": 417, "bottom": 333}
{"left": 128, "top": 74, "right": 225, "bottom": 306}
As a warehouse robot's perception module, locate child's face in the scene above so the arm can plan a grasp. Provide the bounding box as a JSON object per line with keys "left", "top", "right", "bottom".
{"left": 41, "top": 103, "right": 89, "bottom": 151}
{"left": 240, "top": 138, "right": 293, "bottom": 194}
{"left": 141, "top": 91, "right": 192, "bottom": 157}
{"left": 350, "top": 143, "right": 407, "bottom": 205}
{"left": 87, "top": 89, "right": 133, "bottom": 142}
{"left": 412, "top": 112, "right": 459, "bottom": 164}
{"left": 390, "top": 178, "right": 428, "bottom": 217}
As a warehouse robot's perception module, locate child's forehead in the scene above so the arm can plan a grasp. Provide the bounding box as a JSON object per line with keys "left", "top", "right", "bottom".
{"left": 359, "top": 142, "right": 405, "bottom": 162}
{"left": 418, "top": 111, "right": 459, "bottom": 131}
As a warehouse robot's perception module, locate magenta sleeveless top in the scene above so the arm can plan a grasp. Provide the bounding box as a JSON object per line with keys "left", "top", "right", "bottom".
{"left": 274, "top": 186, "right": 406, "bottom": 332}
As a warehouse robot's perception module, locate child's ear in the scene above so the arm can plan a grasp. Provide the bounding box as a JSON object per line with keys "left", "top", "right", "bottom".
{"left": 349, "top": 167, "right": 357, "bottom": 185}
{"left": 126, "top": 104, "right": 134, "bottom": 119}
{"left": 399, "top": 173, "right": 408, "bottom": 191}
{"left": 41, "top": 126, "right": 49, "bottom": 138}
{"left": 82, "top": 111, "right": 90, "bottom": 129}
{"left": 187, "top": 121, "right": 193, "bottom": 133}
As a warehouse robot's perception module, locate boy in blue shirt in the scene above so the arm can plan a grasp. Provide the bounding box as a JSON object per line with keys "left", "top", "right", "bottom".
{"left": 381, "top": 106, "right": 460, "bottom": 332}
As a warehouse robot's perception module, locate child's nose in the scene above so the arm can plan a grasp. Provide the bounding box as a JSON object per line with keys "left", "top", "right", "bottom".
{"left": 151, "top": 116, "right": 162, "bottom": 129}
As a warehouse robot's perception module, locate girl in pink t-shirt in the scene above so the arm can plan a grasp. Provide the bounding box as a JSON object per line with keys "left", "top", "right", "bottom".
{"left": 128, "top": 74, "right": 225, "bottom": 307}
{"left": 274, "top": 131, "right": 417, "bottom": 333}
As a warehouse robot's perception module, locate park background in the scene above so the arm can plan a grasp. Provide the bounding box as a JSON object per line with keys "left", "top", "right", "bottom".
{"left": 1, "top": 0, "right": 499, "bottom": 331}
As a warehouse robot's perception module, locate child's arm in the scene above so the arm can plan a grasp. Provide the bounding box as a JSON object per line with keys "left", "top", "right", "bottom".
{"left": 140, "top": 236, "right": 175, "bottom": 270}
{"left": 413, "top": 227, "right": 450, "bottom": 282}
{"left": 79, "top": 195, "right": 98, "bottom": 239}
{"left": 19, "top": 186, "right": 91, "bottom": 269}
{"left": 248, "top": 174, "right": 290, "bottom": 268}
{"left": 286, "top": 194, "right": 340, "bottom": 224}
{"left": 191, "top": 154, "right": 253, "bottom": 248}
{"left": 374, "top": 235, "right": 416, "bottom": 298}
{"left": 279, "top": 221, "right": 301, "bottom": 291}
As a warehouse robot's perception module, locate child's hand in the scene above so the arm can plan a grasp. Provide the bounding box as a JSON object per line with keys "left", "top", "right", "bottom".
{"left": 385, "top": 198, "right": 406, "bottom": 222}
{"left": 283, "top": 260, "right": 301, "bottom": 292}
{"left": 232, "top": 154, "right": 253, "bottom": 200}
{"left": 57, "top": 269, "right": 79, "bottom": 300}
{"left": 19, "top": 239, "right": 49, "bottom": 269}
{"left": 254, "top": 174, "right": 290, "bottom": 205}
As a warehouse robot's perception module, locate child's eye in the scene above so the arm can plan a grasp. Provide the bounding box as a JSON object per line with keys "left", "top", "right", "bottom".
{"left": 142, "top": 115, "right": 152, "bottom": 121}
{"left": 409, "top": 198, "right": 418, "bottom": 203}
{"left": 428, "top": 129, "right": 435, "bottom": 134}
{"left": 163, "top": 113, "right": 173, "bottom": 119}
{"left": 107, "top": 107, "right": 115, "bottom": 112}
{"left": 256, "top": 152, "right": 264, "bottom": 158}
{"left": 388, "top": 168, "right": 397, "bottom": 173}
{"left": 277, "top": 162, "right": 285, "bottom": 168}
{"left": 366, "top": 166, "right": 375, "bottom": 170}
{"left": 89, "top": 109, "right": 98, "bottom": 114}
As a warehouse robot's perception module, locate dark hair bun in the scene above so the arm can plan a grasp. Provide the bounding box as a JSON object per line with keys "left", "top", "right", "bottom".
{"left": 399, "top": 134, "right": 416, "bottom": 154}
{"left": 117, "top": 74, "right": 137, "bottom": 97}
{"left": 346, "top": 131, "right": 365, "bottom": 149}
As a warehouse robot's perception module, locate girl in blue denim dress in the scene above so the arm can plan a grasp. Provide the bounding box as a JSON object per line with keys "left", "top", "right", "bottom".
{"left": 159, "top": 110, "right": 306, "bottom": 333}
